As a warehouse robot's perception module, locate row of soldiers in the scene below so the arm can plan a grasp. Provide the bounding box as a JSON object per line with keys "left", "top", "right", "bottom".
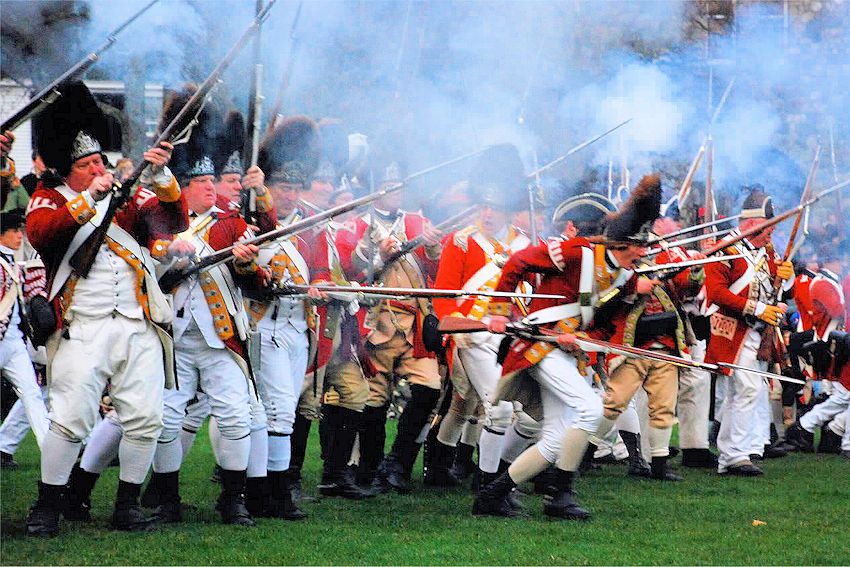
{"left": 1, "top": 81, "right": 848, "bottom": 537}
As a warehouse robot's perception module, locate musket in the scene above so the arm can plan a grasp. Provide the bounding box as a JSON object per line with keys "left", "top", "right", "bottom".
{"left": 526, "top": 119, "right": 633, "bottom": 179}
{"left": 365, "top": 169, "right": 379, "bottom": 285}
{"left": 633, "top": 254, "right": 744, "bottom": 275}
{"left": 677, "top": 139, "right": 706, "bottom": 206}
{"left": 158, "top": 148, "right": 487, "bottom": 289}
{"left": 0, "top": 0, "right": 158, "bottom": 133}
{"left": 437, "top": 317, "right": 804, "bottom": 385}
{"left": 373, "top": 204, "right": 479, "bottom": 280}
{"left": 527, "top": 149, "right": 542, "bottom": 243}
{"left": 704, "top": 135, "right": 716, "bottom": 229}
{"left": 266, "top": 1, "right": 303, "bottom": 133}
{"left": 240, "top": 0, "right": 266, "bottom": 225}
{"left": 646, "top": 213, "right": 741, "bottom": 244}
{"left": 273, "top": 284, "right": 568, "bottom": 301}
{"left": 70, "top": 0, "right": 278, "bottom": 279}
{"left": 643, "top": 227, "right": 735, "bottom": 257}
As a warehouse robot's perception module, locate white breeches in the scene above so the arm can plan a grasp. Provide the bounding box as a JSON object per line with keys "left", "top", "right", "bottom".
{"left": 0, "top": 337, "right": 48, "bottom": 447}
{"left": 455, "top": 333, "right": 512, "bottom": 432}
{"left": 677, "top": 339, "right": 711, "bottom": 450}
{"left": 48, "top": 314, "right": 163, "bottom": 443}
{"left": 530, "top": 349, "right": 603, "bottom": 463}
{"left": 717, "top": 329, "right": 770, "bottom": 470}
{"left": 252, "top": 324, "right": 308, "bottom": 435}
{"left": 160, "top": 329, "right": 250, "bottom": 443}
{"left": 801, "top": 381, "right": 850, "bottom": 433}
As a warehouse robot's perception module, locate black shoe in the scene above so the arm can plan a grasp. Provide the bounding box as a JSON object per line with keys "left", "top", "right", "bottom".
{"left": 681, "top": 448, "right": 718, "bottom": 468}
{"left": 749, "top": 453, "right": 764, "bottom": 462}
{"left": 372, "top": 455, "right": 412, "bottom": 495}
{"left": 542, "top": 469, "right": 591, "bottom": 521}
{"left": 288, "top": 476, "right": 315, "bottom": 503}
{"left": 26, "top": 482, "right": 63, "bottom": 537}
{"left": 152, "top": 500, "right": 183, "bottom": 523}
{"left": 320, "top": 467, "right": 375, "bottom": 500}
{"left": 763, "top": 443, "right": 788, "bottom": 459}
{"left": 650, "top": 456, "right": 683, "bottom": 481}
{"left": 778, "top": 422, "right": 815, "bottom": 453}
{"left": 111, "top": 481, "right": 159, "bottom": 532}
{"left": 720, "top": 461, "right": 763, "bottom": 476}
{"left": 448, "top": 442, "right": 477, "bottom": 481}
{"left": 65, "top": 464, "right": 98, "bottom": 521}
{"left": 472, "top": 471, "right": 518, "bottom": 517}
{"left": 267, "top": 471, "right": 307, "bottom": 521}
{"left": 817, "top": 427, "right": 842, "bottom": 454}
{"left": 621, "top": 431, "right": 651, "bottom": 478}
{"left": 217, "top": 469, "right": 255, "bottom": 527}
{"left": 0, "top": 451, "right": 19, "bottom": 470}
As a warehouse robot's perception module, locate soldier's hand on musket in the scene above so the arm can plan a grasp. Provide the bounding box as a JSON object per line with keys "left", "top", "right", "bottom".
{"left": 166, "top": 239, "right": 196, "bottom": 259}
{"left": 487, "top": 315, "right": 510, "bottom": 334}
{"left": 756, "top": 302, "right": 787, "bottom": 326}
{"left": 699, "top": 236, "right": 716, "bottom": 253}
{"left": 307, "top": 280, "right": 330, "bottom": 301}
{"left": 144, "top": 142, "right": 173, "bottom": 170}
{"left": 422, "top": 221, "right": 442, "bottom": 247}
{"left": 556, "top": 332, "right": 578, "bottom": 351}
{"left": 243, "top": 165, "right": 265, "bottom": 193}
{"left": 0, "top": 130, "right": 14, "bottom": 157}
{"left": 636, "top": 276, "right": 661, "bottom": 295}
{"left": 379, "top": 237, "right": 400, "bottom": 261}
{"left": 87, "top": 172, "right": 115, "bottom": 202}
{"left": 776, "top": 260, "right": 794, "bottom": 281}
{"left": 232, "top": 242, "right": 259, "bottom": 263}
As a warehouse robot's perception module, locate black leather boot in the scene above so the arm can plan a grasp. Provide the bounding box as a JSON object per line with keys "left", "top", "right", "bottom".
{"left": 578, "top": 442, "right": 600, "bottom": 474}
{"left": 287, "top": 414, "right": 314, "bottom": 503}
{"left": 217, "top": 469, "right": 255, "bottom": 526}
{"left": 65, "top": 463, "right": 98, "bottom": 521}
{"left": 319, "top": 406, "right": 374, "bottom": 500}
{"left": 621, "top": 431, "right": 651, "bottom": 478}
{"left": 498, "top": 459, "right": 524, "bottom": 511}
{"left": 543, "top": 469, "right": 591, "bottom": 520}
{"left": 356, "top": 404, "right": 388, "bottom": 486}
{"left": 267, "top": 470, "right": 307, "bottom": 520}
{"left": 817, "top": 426, "right": 842, "bottom": 454}
{"left": 424, "top": 440, "right": 461, "bottom": 487}
{"left": 140, "top": 470, "right": 162, "bottom": 509}
{"left": 681, "top": 448, "right": 718, "bottom": 468}
{"left": 151, "top": 471, "right": 182, "bottom": 523}
{"left": 472, "top": 471, "right": 518, "bottom": 517}
{"left": 112, "top": 480, "right": 158, "bottom": 532}
{"left": 26, "top": 482, "right": 64, "bottom": 537}
{"left": 374, "top": 385, "right": 439, "bottom": 494}
{"left": 244, "top": 476, "right": 268, "bottom": 517}
{"left": 650, "top": 456, "right": 683, "bottom": 481}
{"left": 778, "top": 422, "right": 815, "bottom": 453}
{"left": 449, "top": 441, "right": 476, "bottom": 481}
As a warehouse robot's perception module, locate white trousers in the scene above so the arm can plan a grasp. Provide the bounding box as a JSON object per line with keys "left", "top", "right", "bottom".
{"left": 827, "top": 406, "right": 850, "bottom": 450}
{"left": 253, "top": 323, "right": 308, "bottom": 435}
{"left": 678, "top": 339, "right": 711, "bottom": 449}
{"left": 0, "top": 386, "right": 47, "bottom": 454}
{"left": 455, "top": 332, "right": 513, "bottom": 432}
{"left": 48, "top": 314, "right": 164, "bottom": 442}
{"left": 160, "top": 328, "right": 251, "bottom": 443}
{"left": 0, "top": 336, "right": 48, "bottom": 447}
{"left": 531, "top": 349, "right": 603, "bottom": 463}
{"left": 717, "top": 328, "right": 769, "bottom": 470}
{"left": 801, "top": 382, "right": 850, "bottom": 433}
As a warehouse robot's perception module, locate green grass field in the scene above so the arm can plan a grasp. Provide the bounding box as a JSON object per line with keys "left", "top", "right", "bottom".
{"left": 2, "top": 422, "right": 848, "bottom": 566}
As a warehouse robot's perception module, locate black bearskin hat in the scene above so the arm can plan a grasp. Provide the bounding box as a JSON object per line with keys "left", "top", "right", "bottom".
{"left": 468, "top": 143, "right": 526, "bottom": 211}
{"left": 34, "top": 80, "right": 109, "bottom": 176}
{"left": 158, "top": 84, "right": 223, "bottom": 186}
{"left": 258, "top": 115, "right": 321, "bottom": 187}
{"left": 603, "top": 173, "right": 662, "bottom": 244}
{"left": 214, "top": 109, "right": 246, "bottom": 178}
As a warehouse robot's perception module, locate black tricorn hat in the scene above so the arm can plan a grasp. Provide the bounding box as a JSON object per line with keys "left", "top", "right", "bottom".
{"left": 603, "top": 173, "right": 662, "bottom": 245}
{"left": 258, "top": 115, "right": 322, "bottom": 187}
{"left": 740, "top": 184, "right": 774, "bottom": 219}
{"left": 468, "top": 143, "right": 527, "bottom": 211}
{"left": 34, "top": 80, "right": 109, "bottom": 176}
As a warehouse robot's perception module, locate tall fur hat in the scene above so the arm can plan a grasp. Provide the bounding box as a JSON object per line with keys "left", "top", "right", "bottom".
{"left": 214, "top": 109, "right": 246, "bottom": 178}
{"left": 34, "top": 80, "right": 109, "bottom": 176}
{"left": 603, "top": 173, "right": 662, "bottom": 244}
{"left": 158, "top": 84, "right": 224, "bottom": 186}
{"left": 258, "top": 115, "right": 321, "bottom": 187}
{"left": 468, "top": 143, "right": 526, "bottom": 211}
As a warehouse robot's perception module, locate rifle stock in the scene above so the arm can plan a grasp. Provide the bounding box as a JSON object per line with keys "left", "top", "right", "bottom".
{"left": 70, "top": 0, "right": 277, "bottom": 278}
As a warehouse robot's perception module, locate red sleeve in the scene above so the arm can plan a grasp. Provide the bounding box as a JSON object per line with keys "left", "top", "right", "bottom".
{"left": 134, "top": 186, "right": 189, "bottom": 239}
{"left": 492, "top": 240, "right": 583, "bottom": 302}
{"left": 704, "top": 255, "right": 749, "bottom": 313}
{"left": 432, "top": 234, "right": 467, "bottom": 319}
{"left": 207, "top": 215, "right": 265, "bottom": 291}
{"left": 307, "top": 228, "right": 332, "bottom": 283}
{"left": 25, "top": 188, "right": 82, "bottom": 269}
{"left": 336, "top": 223, "right": 365, "bottom": 281}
